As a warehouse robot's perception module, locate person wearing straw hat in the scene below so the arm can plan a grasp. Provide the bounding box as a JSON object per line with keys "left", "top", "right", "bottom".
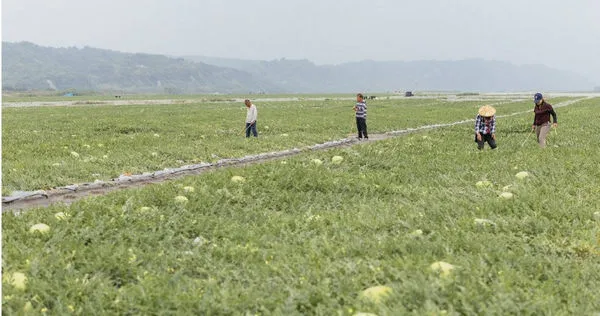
{"left": 474, "top": 105, "right": 497, "bottom": 150}
{"left": 531, "top": 93, "right": 557, "bottom": 148}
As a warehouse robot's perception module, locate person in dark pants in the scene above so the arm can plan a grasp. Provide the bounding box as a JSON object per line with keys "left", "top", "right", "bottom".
{"left": 244, "top": 99, "right": 258, "bottom": 138}
{"left": 532, "top": 93, "right": 557, "bottom": 148}
{"left": 474, "top": 105, "right": 497, "bottom": 150}
{"left": 353, "top": 93, "right": 368, "bottom": 140}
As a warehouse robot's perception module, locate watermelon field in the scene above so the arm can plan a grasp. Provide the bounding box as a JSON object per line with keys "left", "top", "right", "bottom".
{"left": 2, "top": 95, "right": 600, "bottom": 315}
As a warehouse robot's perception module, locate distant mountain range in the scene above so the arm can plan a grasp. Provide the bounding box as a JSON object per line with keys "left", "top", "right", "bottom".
{"left": 1, "top": 42, "right": 279, "bottom": 93}
{"left": 2, "top": 41, "right": 595, "bottom": 93}
{"left": 185, "top": 56, "right": 595, "bottom": 93}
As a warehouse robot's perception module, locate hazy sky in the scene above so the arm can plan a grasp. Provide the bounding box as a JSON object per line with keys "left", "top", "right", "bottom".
{"left": 3, "top": 0, "right": 600, "bottom": 83}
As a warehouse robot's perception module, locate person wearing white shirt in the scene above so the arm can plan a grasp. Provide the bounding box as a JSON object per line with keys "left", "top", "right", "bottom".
{"left": 244, "top": 99, "right": 258, "bottom": 138}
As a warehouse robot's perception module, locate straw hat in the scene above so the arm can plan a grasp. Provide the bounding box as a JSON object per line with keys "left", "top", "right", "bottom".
{"left": 478, "top": 105, "right": 496, "bottom": 117}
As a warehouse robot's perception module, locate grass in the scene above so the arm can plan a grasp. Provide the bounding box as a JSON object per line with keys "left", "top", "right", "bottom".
{"left": 4, "top": 96, "right": 577, "bottom": 194}
{"left": 2, "top": 97, "right": 599, "bottom": 314}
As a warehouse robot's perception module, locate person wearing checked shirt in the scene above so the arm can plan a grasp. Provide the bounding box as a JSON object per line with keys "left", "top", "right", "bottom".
{"left": 474, "top": 105, "right": 497, "bottom": 150}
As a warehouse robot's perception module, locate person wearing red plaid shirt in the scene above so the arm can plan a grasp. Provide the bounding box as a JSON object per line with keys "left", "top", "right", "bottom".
{"left": 474, "top": 105, "right": 497, "bottom": 150}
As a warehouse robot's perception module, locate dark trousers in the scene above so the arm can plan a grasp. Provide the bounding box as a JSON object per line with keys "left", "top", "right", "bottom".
{"left": 356, "top": 117, "right": 368, "bottom": 139}
{"left": 475, "top": 133, "right": 496, "bottom": 149}
{"left": 246, "top": 122, "right": 257, "bottom": 137}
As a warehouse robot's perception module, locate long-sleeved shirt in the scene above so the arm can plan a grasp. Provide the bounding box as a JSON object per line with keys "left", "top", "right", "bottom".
{"left": 474, "top": 115, "right": 496, "bottom": 135}
{"left": 246, "top": 104, "right": 257, "bottom": 123}
{"left": 355, "top": 101, "right": 367, "bottom": 118}
{"left": 533, "top": 101, "right": 557, "bottom": 126}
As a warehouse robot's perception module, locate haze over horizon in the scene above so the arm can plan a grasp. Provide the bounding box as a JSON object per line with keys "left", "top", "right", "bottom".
{"left": 3, "top": 0, "right": 599, "bottom": 83}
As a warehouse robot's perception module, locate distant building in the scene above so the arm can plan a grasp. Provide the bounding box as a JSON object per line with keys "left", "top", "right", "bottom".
{"left": 405, "top": 91, "right": 414, "bottom": 97}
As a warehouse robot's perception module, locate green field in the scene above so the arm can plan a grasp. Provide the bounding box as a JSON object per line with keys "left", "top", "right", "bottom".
{"left": 3, "top": 96, "right": 576, "bottom": 194}
{"left": 3, "top": 97, "right": 600, "bottom": 314}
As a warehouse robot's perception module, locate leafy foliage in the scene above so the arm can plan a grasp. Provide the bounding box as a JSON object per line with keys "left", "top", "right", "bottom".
{"left": 3, "top": 97, "right": 599, "bottom": 314}
{"left": 2, "top": 96, "right": 559, "bottom": 193}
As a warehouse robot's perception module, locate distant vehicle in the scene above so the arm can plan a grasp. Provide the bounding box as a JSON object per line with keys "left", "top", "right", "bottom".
{"left": 405, "top": 91, "right": 414, "bottom": 97}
